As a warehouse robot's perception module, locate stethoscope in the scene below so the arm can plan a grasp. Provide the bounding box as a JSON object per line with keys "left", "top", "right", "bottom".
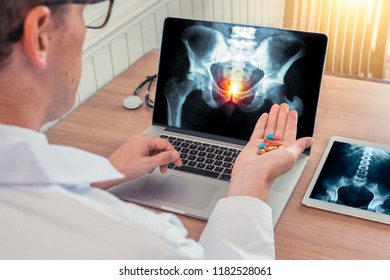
{"left": 122, "top": 74, "right": 157, "bottom": 110}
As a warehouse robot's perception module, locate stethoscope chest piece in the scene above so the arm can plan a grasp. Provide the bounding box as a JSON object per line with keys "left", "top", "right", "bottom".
{"left": 122, "top": 95, "right": 143, "bottom": 110}
{"left": 122, "top": 74, "right": 157, "bottom": 110}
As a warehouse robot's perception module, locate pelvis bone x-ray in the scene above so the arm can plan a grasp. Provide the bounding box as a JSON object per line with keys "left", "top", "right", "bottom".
{"left": 154, "top": 19, "right": 327, "bottom": 141}
{"left": 165, "top": 25, "right": 306, "bottom": 126}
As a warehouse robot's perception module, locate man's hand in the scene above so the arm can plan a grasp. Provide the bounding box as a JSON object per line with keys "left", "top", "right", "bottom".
{"left": 228, "top": 103, "right": 314, "bottom": 201}
{"left": 93, "top": 134, "right": 182, "bottom": 189}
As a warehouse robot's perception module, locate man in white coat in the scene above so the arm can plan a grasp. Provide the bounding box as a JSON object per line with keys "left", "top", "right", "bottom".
{"left": 0, "top": 0, "right": 314, "bottom": 259}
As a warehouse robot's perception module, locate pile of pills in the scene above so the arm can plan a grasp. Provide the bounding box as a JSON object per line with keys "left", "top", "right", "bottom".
{"left": 257, "top": 134, "right": 282, "bottom": 155}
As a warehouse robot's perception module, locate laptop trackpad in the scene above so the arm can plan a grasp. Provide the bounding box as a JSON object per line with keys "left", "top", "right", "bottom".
{"left": 154, "top": 175, "right": 220, "bottom": 210}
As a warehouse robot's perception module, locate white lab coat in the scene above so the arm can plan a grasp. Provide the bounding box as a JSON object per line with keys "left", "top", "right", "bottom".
{"left": 0, "top": 124, "right": 274, "bottom": 259}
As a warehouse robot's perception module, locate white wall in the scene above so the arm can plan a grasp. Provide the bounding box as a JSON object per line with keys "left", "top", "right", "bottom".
{"left": 42, "top": 0, "right": 285, "bottom": 132}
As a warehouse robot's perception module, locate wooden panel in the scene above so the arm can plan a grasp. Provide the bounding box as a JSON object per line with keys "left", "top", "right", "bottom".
{"left": 262, "top": 0, "right": 271, "bottom": 26}
{"left": 126, "top": 24, "right": 144, "bottom": 64}
{"left": 141, "top": 15, "right": 158, "bottom": 54}
{"left": 155, "top": 5, "right": 169, "bottom": 47}
{"left": 203, "top": 0, "right": 214, "bottom": 20}
{"left": 247, "top": 0, "right": 256, "bottom": 25}
{"left": 192, "top": 0, "right": 204, "bottom": 19}
{"left": 254, "top": 0, "right": 265, "bottom": 26}
{"left": 240, "top": 0, "right": 249, "bottom": 24}
{"left": 167, "top": 0, "right": 181, "bottom": 17}
{"left": 110, "top": 36, "right": 130, "bottom": 77}
{"left": 180, "top": 0, "right": 193, "bottom": 18}
{"left": 222, "top": 0, "right": 233, "bottom": 22}
{"left": 78, "top": 58, "right": 98, "bottom": 104}
{"left": 213, "top": 0, "right": 225, "bottom": 22}
{"left": 231, "top": 0, "right": 242, "bottom": 23}
{"left": 93, "top": 48, "right": 115, "bottom": 89}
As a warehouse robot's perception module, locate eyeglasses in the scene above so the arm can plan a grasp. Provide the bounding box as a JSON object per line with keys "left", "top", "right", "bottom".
{"left": 7, "top": 0, "right": 114, "bottom": 43}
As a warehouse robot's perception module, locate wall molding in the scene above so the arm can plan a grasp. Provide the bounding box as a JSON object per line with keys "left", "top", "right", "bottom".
{"left": 83, "top": 0, "right": 163, "bottom": 60}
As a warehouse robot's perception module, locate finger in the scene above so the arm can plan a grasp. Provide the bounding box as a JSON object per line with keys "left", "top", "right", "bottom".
{"left": 264, "top": 104, "right": 280, "bottom": 137}
{"left": 145, "top": 150, "right": 182, "bottom": 171}
{"left": 160, "top": 153, "right": 183, "bottom": 173}
{"left": 250, "top": 112, "right": 269, "bottom": 141}
{"left": 274, "top": 103, "right": 290, "bottom": 139}
{"left": 288, "top": 137, "right": 314, "bottom": 158}
{"left": 148, "top": 137, "right": 177, "bottom": 154}
{"left": 160, "top": 165, "right": 168, "bottom": 174}
{"left": 283, "top": 110, "right": 298, "bottom": 142}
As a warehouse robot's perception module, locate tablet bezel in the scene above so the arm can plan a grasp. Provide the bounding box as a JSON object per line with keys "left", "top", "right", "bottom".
{"left": 302, "top": 136, "right": 390, "bottom": 225}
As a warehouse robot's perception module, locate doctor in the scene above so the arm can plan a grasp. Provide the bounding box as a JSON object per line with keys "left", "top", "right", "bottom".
{"left": 0, "top": 0, "right": 314, "bottom": 259}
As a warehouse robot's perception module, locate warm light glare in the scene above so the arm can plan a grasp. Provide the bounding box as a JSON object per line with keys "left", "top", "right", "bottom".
{"left": 228, "top": 80, "right": 243, "bottom": 96}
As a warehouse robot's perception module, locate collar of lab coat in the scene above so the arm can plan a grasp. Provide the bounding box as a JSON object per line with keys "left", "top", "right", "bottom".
{"left": 0, "top": 124, "right": 124, "bottom": 186}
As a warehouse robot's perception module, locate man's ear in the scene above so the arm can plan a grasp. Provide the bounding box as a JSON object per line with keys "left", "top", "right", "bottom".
{"left": 22, "top": 6, "right": 52, "bottom": 69}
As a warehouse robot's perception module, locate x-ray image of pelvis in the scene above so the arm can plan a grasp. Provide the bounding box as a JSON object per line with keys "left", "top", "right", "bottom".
{"left": 164, "top": 25, "right": 305, "bottom": 126}
{"left": 154, "top": 18, "right": 327, "bottom": 141}
{"left": 310, "top": 142, "right": 390, "bottom": 215}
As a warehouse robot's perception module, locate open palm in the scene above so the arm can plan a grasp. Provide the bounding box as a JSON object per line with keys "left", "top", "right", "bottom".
{"left": 229, "top": 103, "right": 314, "bottom": 201}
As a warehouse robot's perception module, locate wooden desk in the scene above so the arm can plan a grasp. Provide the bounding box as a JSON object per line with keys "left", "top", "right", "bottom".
{"left": 47, "top": 51, "right": 390, "bottom": 259}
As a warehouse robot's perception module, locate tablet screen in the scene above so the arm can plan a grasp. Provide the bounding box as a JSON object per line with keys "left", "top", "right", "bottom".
{"left": 303, "top": 137, "right": 390, "bottom": 224}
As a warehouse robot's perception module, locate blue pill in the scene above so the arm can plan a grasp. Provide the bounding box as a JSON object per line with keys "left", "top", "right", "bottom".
{"left": 266, "top": 134, "right": 275, "bottom": 140}
{"left": 258, "top": 143, "right": 266, "bottom": 149}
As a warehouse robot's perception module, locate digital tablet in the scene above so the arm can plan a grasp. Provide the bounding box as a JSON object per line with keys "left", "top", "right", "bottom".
{"left": 302, "top": 136, "right": 390, "bottom": 225}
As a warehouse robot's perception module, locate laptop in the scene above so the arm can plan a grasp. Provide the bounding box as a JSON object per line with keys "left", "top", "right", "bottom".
{"left": 109, "top": 17, "right": 328, "bottom": 226}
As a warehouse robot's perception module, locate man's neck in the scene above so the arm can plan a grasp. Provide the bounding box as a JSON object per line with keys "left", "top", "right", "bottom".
{"left": 0, "top": 112, "right": 42, "bottom": 132}
{"left": 0, "top": 89, "right": 44, "bottom": 131}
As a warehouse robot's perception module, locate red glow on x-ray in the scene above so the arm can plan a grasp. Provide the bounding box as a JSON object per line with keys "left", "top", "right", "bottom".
{"left": 227, "top": 80, "right": 243, "bottom": 96}
{"left": 219, "top": 79, "right": 244, "bottom": 99}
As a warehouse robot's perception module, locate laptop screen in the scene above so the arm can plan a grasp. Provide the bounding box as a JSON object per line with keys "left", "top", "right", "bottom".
{"left": 153, "top": 17, "right": 328, "bottom": 142}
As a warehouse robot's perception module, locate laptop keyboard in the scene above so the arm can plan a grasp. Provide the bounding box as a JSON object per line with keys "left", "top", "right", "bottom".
{"left": 161, "top": 134, "right": 241, "bottom": 182}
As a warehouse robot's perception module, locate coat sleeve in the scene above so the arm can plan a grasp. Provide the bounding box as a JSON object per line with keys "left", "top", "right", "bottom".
{"left": 199, "top": 196, "right": 275, "bottom": 259}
